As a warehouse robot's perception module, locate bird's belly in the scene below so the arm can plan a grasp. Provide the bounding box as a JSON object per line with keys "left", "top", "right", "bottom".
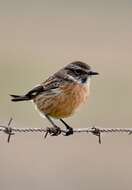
{"left": 34, "top": 84, "right": 89, "bottom": 119}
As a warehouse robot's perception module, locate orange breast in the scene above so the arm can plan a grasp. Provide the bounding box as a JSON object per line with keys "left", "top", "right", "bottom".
{"left": 34, "top": 83, "right": 90, "bottom": 119}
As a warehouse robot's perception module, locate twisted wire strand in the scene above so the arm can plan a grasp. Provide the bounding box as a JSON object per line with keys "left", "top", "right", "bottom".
{"left": 0, "top": 125, "right": 132, "bottom": 134}
{"left": 0, "top": 118, "right": 132, "bottom": 143}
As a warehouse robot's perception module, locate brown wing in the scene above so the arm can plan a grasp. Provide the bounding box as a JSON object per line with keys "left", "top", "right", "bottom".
{"left": 24, "top": 76, "right": 63, "bottom": 99}
{"left": 41, "top": 68, "right": 75, "bottom": 90}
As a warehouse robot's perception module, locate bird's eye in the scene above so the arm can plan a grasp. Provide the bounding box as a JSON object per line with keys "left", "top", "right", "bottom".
{"left": 74, "top": 70, "right": 81, "bottom": 75}
{"left": 67, "top": 68, "right": 86, "bottom": 76}
{"left": 74, "top": 69, "right": 86, "bottom": 75}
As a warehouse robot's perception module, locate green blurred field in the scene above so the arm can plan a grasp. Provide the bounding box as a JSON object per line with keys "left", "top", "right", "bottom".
{"left": 0, "top": 1, "right": 132, "bottom": 190}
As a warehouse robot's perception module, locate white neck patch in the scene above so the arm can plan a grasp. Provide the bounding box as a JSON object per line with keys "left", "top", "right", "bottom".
{"left": 67, "top": 74, "right": 91, "bottom": 86}
{"left": 67, "top": 74, "right": 78, "bottom": 82}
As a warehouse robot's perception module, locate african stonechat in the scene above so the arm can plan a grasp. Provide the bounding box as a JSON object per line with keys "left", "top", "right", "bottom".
{"left": 10, "top": 61, "right": 99, "bottom": 136}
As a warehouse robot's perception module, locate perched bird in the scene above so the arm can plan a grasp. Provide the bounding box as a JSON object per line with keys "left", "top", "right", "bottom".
{"left": 10, "top": 61, "right": 99, "bottom": 136}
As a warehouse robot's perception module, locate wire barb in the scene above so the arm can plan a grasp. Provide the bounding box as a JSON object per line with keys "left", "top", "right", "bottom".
{"left": 4, "top": 118, "right": 15, "bottom": 143}
{"left": 91, "top": 127, "right": 101, "bottom": 144}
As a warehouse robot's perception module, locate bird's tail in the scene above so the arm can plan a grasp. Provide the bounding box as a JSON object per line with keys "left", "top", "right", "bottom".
{"left": 10, "top": 94, "right": 30, "bottom": 102}
{"left": 10, "top": 85, "right": 44, "bottom": 102}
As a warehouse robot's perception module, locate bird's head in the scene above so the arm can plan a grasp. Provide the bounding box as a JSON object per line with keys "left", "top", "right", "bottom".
{"left": 64, "top": 61, "right": 99, "bottom": 84}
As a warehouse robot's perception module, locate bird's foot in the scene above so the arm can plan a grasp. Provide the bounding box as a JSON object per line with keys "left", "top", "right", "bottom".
{"left": 60, "top": 119, "right": 73, "bottom": 136}
{"left": 63, "top": 126, "right": 73, "bottom": 136}
{"left": 44, "top": 126, "right": 61, "bottom": 138}
{"left": 51, "top": 126, "right": 61, "bottom": 136}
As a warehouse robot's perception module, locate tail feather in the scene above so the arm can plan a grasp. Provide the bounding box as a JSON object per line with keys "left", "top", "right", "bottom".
{"left": 10, "top": 94, "right": 30, "bottom": 102}
{"left": 10, "top": 85, "right": 44, "bottom": 102}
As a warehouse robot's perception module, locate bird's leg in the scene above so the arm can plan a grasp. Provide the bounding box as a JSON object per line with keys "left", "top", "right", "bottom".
{"left": 60, "top": 119, "right": 73, "bottom": 136}
{"left": 45, "top": 115, "right": 61, "bottom": 137}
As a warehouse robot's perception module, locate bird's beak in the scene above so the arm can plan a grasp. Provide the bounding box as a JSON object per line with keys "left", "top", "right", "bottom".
{"left": 89, "top": 71, "right": 99, "bottom": 75}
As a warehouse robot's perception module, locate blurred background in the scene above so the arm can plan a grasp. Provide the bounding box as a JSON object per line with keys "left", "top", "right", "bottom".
{"left": 0, "top": 0, "right": 132, "bottom": 190}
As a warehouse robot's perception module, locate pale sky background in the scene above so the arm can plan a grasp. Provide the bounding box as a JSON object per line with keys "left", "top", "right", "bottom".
{"left": 0, "top": 1, "right": 132, "bottom": 190}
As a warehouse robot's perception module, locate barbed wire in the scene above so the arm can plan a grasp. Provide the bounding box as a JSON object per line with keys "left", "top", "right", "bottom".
{"left": 0, "top": 118, "right": 132, "bottom": 144}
